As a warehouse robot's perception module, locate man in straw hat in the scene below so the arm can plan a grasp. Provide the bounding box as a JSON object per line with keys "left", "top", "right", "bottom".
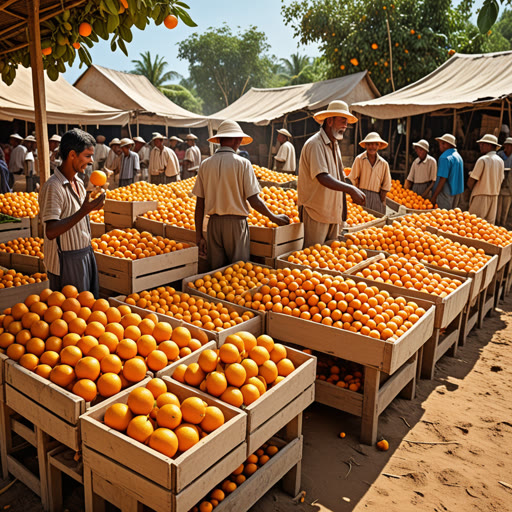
{"left": 148, "top": 133, "right": 180, "bottom": 184}
{"left": 298, "top": 100, "right": 365, "bottom": 248}
{"left": 274, "top": 128, "right": 296, "bottom": 174}
{"left": 497, "top": 137, "right": 512, "bottom": 226}
{"left": 348, "top": 132, "right": 392, "bottom": 214}
{"left": 193, "top": 120, "right": 290, "bottom": 269}
{"left": 133, "top": 136, "right": 150, "bottom": 181}
{"left": 183, "top": 133, "right": 201, "bottom": 180}
{"left": 49, "top": 134, "right": 62, "bottom": 174}
{"left": 105, "top": 137, "right": 122, "bottom": 171}
{"left": 467, "top": 134, "right": 504, "bottom": 224}
{"left": 115, "top": 138, "right": 140, "bottom": 188}
{"left": 404, "top": 139, "right": 437, "bottom": 197}
{"left": 431, "top": 134, "right": 464, "bottom": 210}
{"left": 23, "top": 135, "right": 38, "bottom": 192}
{"left": 169, "top": 135, "right": 183, "bottom": 151}
{"left": 93, "top": 135, "right": 109, "bottom": 170}
{"left": 8, "top": 134, "right": 26, "bottom": 184}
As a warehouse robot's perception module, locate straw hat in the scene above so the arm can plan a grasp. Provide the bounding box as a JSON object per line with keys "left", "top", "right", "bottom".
{"left": 435, "top": 134, "right": 456, "bottom": 147}
{"left": 133, "top": 136, "right": 145, "bottom": 144}
{"left": 49, "top": 134, "right": 61, "bottom": 143}
{"left": 504, "top": 137, "right": 512, "bottom": 145}
{"left": 170, "top": 136, "right": 184, "bottom": 143}
{"left": 277, "top": 128, "right": 292, "bottom": 138}
{"left": 208, "top": 120, "right": 253, "bottom": 146}
{"left": 109, "top": 138, "right": 121, "bottom": 146}
{"left": 313, "top": 100, "right": 358, "bottom": 124}
{"left": 9, "top": 133, "right": 23, "bottom": 141}
{"left": 412, "top": 139, "right": 429, "bottom": 152}
{"left": 120, "top": 138, "right": 134, "bottom": 148}
{"left": 24, "top": 135, "right": 36, "bottom": 143}
{"left": 477, "top": 134, "right": 501, "bottom": 149}
{"left": 185, "top": 134, "right": 198, "bottom": 140}
{"left": 359, "top": 132, "right": 388, "bottom": 150}
{"left": 151, "top": 133, "right": 165, "bottom": 141}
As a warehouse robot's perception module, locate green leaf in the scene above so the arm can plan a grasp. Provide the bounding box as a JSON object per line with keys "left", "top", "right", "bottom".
{"left": 57, "top": 60, "right": 66, "bottom": 73}
{"left": 152, "top": 4, "right": 160, "bottom": 21}
{"left": 118, "top": 37, "right": 128, "bottom": 56}
{"left": 134, "top": 12, "right": 147, "bottom": 30}
{"left": 173, "top": 6, "right": 197, "bottom": 27}
{"left": 47, "top": 66, "right": 59, "bottom": 81}
{"left": 110, "top": 38, "right": 117, "bottom": 51}
{"left": 118, "top": 25, "right": 133, "bottom": 42}
{"left": 103, "top": 0, "right": 120, "bottom": 16}
{"left": 175, "top": 1, "right": 190, "bottom": 8}
{"left": 21, "top": 53, "right": 30, "bottom": 68}
{"left": 93, "top": 19, "right": 109, "bottom": 40}
{"left": 53, "top": 43, "right": 67, "bottom": 59}
{"left": 107, "top": 13, "right": 120, "bottom": 32}
{"left": 477, "top": 0, "right": 499, "bottom": 33}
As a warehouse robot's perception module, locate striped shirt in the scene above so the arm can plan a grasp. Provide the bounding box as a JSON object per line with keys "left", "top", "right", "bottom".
{"left": 39, "top": 169, "right": 91, "bottom": 275}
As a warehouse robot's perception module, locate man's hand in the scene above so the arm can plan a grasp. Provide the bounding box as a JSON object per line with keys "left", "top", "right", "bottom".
{"left": 273, "top": 214, "right": 290, "bottom": 226}
{"left": 349, "top": 187, "right": 366, "bottom": 205}
{"left": 81, "top": 192, "right": 105, "bottom": 214}
{"left": 379, "top": 190, "right": 388, "bottom": 204}
{"left": 197, "top": 237, "right": 207, "bottom": 258}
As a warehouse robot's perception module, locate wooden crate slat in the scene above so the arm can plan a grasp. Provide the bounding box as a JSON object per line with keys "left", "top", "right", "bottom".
{"left": 90, "top": 222, "right": 106, "bottom": 239}
{"left": 376, "top": 357, "right": 416, "bottom": 415}
{"left": 134, "top": 216, "right": 166, "bottom": 237}
{"left": 315, "top": 379, "right": 364, "bottom": 416}
{"left": 11, "top": 253, "right": 44, "bottom": 275}
{"left": 165, "top": 224, "right": 197, "bottom": 243}
{"left": 0, "top": 280, "right": 49, "bottom": 314}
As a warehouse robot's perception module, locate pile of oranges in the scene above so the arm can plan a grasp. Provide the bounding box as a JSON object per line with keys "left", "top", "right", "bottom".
{"left": 172, "top": 332, "right": 296, "bottom": 407}
{"left": 90, "top": 209, "right": 104, "bottom": 224}
{"left": 0, "top": 268, "right": 46, "bottom": 288}
{"left": 0, "top": 237, "right": 44, "bottom": 258}
{"left": 346, "top": 224, "right": 491, "bottom": 273}
{"left": 247, "top": 187, "right": 300, "bottom": 227}
{"left": 398, "top": 209, "right": 512, "bottom": 248}
{"left": 170, "top": 176, "right": 196, "bottom": 195}
{"left": 186, "top": 261, "right": 275, "bottom": 303}
{"left": 192, "top": 440, "right": 281, "bottom": 511}
{"left": 91, "top": 228, "right": 190, "bottom": 260}
{"left": 103, "top": 377, "right": 225, "bottom": 458}
{"left": 141, "top": 196, "right": 197, "bottom": 230}
{"left": 354, "top": 254, "right": 463, "bottom": 297}
{"left": 124, "top": 287, "right": 256, "bottom": 332}
{"left": 0, "top": 192, "right": 39, "bottom": 218}
{"left": 105, "top": 181, "right": 178, "bottom": 203}
{"left": 252, "top": 165, "right": 296, "bottom": 184}
{"left": 316, "top": 352, "right": 364, "bottom": 392}
{"left": 238, "top": 268, "right": 426, "bottom": 342}
{"left": 345, "top": 196, "right": 377, "bottom": 226}
{"left": 284, "top": 240, "right": 369, "bottom": 272}
{"left": 0, "top": 286, "right": 206, "bottom": 403}
{"left": 387, "top": 180, "right": 434, "bottom": 210}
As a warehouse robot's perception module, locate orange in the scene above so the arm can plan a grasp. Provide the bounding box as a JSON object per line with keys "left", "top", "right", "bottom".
{"left": 127, "top": 415, "right": 154, "bottom": 443}
{"left": 220, "top": 386, "right": 243, "bottom": 407}
{"left": 137, "top": 334, "right": 157, "bottom": 357}
{"left": 206, "top": 371, "right": 228, "bottom": 397}
{"left": 236, "top": 331, "right": 257, "bottom": 353}
{"left": 39, "top": 350, "right": 60, "bottom": 367}
{"left": 85, "top": 321, "right": 105, "bottom": 339}
{"left": 116, "top": 338, "right": 138, "bottom": 359}
{"left": 171, "top": 326, "right": 191, "bottom": 348}
{"left": 180, "top": 396, "right": 206, "bottom": 424}
{"left": 221, "top": 480, "right": 237, "bottom": 493}
{"left": 88, "top": 310, "right": 108, "bottom": 326}
{"left": 163, "top": 14, "right": 178, "bottom": 29}
{"left": 73, "top": 379, "right": 97, "bottom": 402}
{"left": 156, "top": 404, "right": 182, "bottom": 429}
{"left": 158, "top": 340, "right": 179, "bottom": 361}
{"left": 11, "top": 302, "right": 29, "bottom": 320}
{"left": 62, "top": 285, "right": 78, "bottom": 299}
{"left": 98, "top": 332, "right": 119, "bottom": 353}
{"left": 105, "top": 322, "right": 124, "bottom": 341}
{"left": 156, "top": 392, "right": 180, "bottom": 408}
{"left": 249, "top": 346, "right": 270, "bottom": 366}
{"left": 241, "top": 358, "right": 259, "bottom": 380}
{"left": 75, "top": 356, "right": 101, "bottom": 380}
{"left": 35, "top": 364, "right": 52, "bottom": 379}
{"left": 0, "top": 332, "right": 15, "bottom": 349}
{"left": 225, "top": 363, "right": 246, "bottom": 387}
{"left": 120, "top": 313, "right": 142, "bottom": 328}
{"left": 146, "top": 378, "right": 167, "bottom": 398}
{"left": 100, "top": 353, "right": 122, "bottom": 374}
{"left": 104, "top": 402, "right": 133, "bottom": 431}
{"left": 21, "top": 312, "right": 40, "bottom": 330}
{"left": 47, "top": 291, "right": 66, "bottom": 307}
{"left": 77, "top": 335, "right": 99, "bottom": 355}
{"left": 224, "top": 334, "right": 244, "bottom": 353}
{"left": 127, "top": 387, "right": 155, "bottom": 415}
{"left": 149, "top": 428, "right": 179, "bottom": 458}
{"left": 199, "top": 502, "right": 213, "bottom": 512}
{"left": 377, "top": 439, "right": 389, "bottom": 451}
{"left": 78, "top": 307, "right": 92, "bottom": 321}
{"left": 200, "top": 406, "right": 224, "bottom": 432}
{"left": 60, "top": 345, "right": 83, "bottom": 366}
{"left": 123, "top": 357, "right": 147, "bottom": 382}
{"left": 175, "top": 423, "right": 200, "bottom": 452}
{"left": 77, "top": 291, "right": 95, "bottom": 308}
{"left": 241, "top": 384, "right": 260, "bottom": 406}
{"left": 172, "top": 364, "right": 188, "bottom": 383}
{"left": 63, "top": 332, "right": 81, "bottom": 347}
{"left": 61, "top": 298, "right": 81, "bottom": 314}
{"left": 219, "top": 343, "right": 239, "bottom": 364}
{"left": 49, "top": 364, "right": 75, "bottom": 387}
{"left": 97, "top": 373, "right": 122, "bottom": 397}
{"left": 68, "top": 318, "right": 87, "bottom": 335}
{"left": 258, "top": 360, "right": 278, "bottom": 384}
{"left": 138, "top": 318, "right": 155, "bottom": 335}
{"left": 26, "top": 337, "right": 45, "bottom": 357}
{"left": 19, "top": 353, "right": 39, "bottom": 371}
{"left": 105, "top": 307, "right": 122, "bottom": 324}
{"left": 146, "top": 350, "right": 168, "bottom": 371}
{"left": 16, "top": 329, "right": 32, "bottom": 346}
{"left": 123, "top": 325, "right": 141, "bottom": 342}
{"left": 256, "top": 334, "right": 274, "bottom": 353}
{"left": 87, "top": 343, "right": 110, "bottom": 361}
{"left": 24, "top": 294, "right": 40, "bottom": 308}
{"left": 246, "top": 376, "right": 266, "bottom": 396}
{"left": 90, "top": 170, "right": 107, "bottom": 187}
{"left": 49, "top": 319, "right": 68, "bottom": 338}
{"left": 6, "top": 343, "right": 25, "bottom": 361}
{"left": 269, "top": 343, "right": 287, "bottom": 363}
{"left": 184, "top": 363, "right": 206, "bottom": 387}
{"left": 277, "top": 358, "right": 295, "bottom": 377}
{"left": 244, "top": 463, "right": 258, "bottom": 476}
{"left": 266, "top": 445, "right": 279, "bottom": 456}
{"left": 31, "top": 320, "right": 49, "bottom": 340}
{"left": 153, "top": 322, "right": 172, "bottom": 342}
{"left": 198, "top": 349, "right": 219, "bottom": 373}
{"left": 210, "top": 489, "right": 225, "bottom": 502}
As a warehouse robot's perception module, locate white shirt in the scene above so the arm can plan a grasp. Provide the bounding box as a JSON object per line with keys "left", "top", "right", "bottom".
{"left": 406, "top": 154, "right": 437, "bottom": 184}
{"left": 274, "top": 140, "right": 296, "bottom": 173}
{"left": 24, "top": 151, "right": 35, "bottom": 176}
{"left": 149, "top": 146, "right": 179, "bottom": 177}
{"left": 185, "top": 145, "right": 202, "bottom": 172}
{"left": 137, "top": 146, "right": 150, "bottom": 168}
{"left": 93, "top": 144, "right": 110, "bottom": 170}
{"left": 469, "top": 151, "right": 505, "bottom": 197}
{"left": 105, "top": 150, "right": 120, "bottom": 170}
{"left": 9, "top": 144, "right": 27, "bottom": 173}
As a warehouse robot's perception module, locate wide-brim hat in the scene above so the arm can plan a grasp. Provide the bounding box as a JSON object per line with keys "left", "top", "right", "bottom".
{"left": 208, "top": 120, "right": 253, "bottom": 146}
{"left": 435, "top": 133, "right": 456, "bottom": 147}
{"left": 109, "top": 138, "right": 121, "bottom": 146}
{"left": 185, "top": 134, "right": 198, "bottom": 140}
{"left": 504, "top": 137, "right": 512, "bottom": 145}
{"left": 151, "top": 133, "right": 165, "bottom": 141}
{"left": 49, "top": 134, "right": 61, "bottom": 142}
{"left": 359, "top": 132, "right": 388, "bottom": 150}
{"left": 313, "top": 100, "right": 358, "bottom": 124}
{"left": 9, "top": 133, "right": 23, "bottom": 140}
{"left": 477, "top": 134, "right": 501, "bottom": 149}
{"left": 277, "top": 128, "right": 292, "bottom": 138}
{"left": 412, "top": 139, "right": 429, "bottom": 152}
{"left": 170, "top": 136, "right": 184, "bottom": 143}
{"left": 24, "top": 135, "right": 36, "bottom": 143}
{"left": 120, "top": 138, "right": 134, "bottom": 147}
{"left": 133, "top": 136, "right": 145, "bottom": 144}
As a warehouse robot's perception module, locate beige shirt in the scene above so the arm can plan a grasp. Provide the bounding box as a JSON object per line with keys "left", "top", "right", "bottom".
{"left": 39, "top": 169, "right": 91, "bottom": 276}
{"left": 149, "top": 146, "right": 179, "bottom": 177}
{"left": 185, "top": 145, "right": 202, "bottom": 172}
{"left": 274, "top": 140, "right": 296, "bottom": 173}
{"left": 137, "top": 145, "right": 150, "bottom": 168}
{"left": 93, "top": 144, "right": 110, "bottom": 170}
{"left": 193, "top": 147, "right": 261, "bottom": 216}
{"left": 469, "top": 151, "right": 505, "bottom": 197}
{"left": 407, "top": 154, "right": 437, "bottom": 184}
{"left": 349, "top": 151, "right": 392, "bottom": 193}
{"left": 105, "top": 150, "right": 120, "bottom": 171}
{"left": 8, "top": 144, "right": 27, "bottom": 173}
{"left": 297, "top": 128, "right": 344, "bottom": 224}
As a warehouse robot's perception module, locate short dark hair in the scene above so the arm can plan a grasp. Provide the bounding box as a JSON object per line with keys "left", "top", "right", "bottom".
{"left": 60, "top": 128, "right": 95, "bottom": 160}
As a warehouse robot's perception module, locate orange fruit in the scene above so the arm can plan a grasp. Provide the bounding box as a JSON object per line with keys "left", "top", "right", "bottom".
{"left": 72, "top": 379, "right": 97, "bottom": 402}
{"left": 85, "top": 321, "right": 105, "bottom": 338}
{"left": 61, "top": 298, "right": 81, "bottom": 314}
{"left": 156, "top": 392, "right": 180, "bottom": 408}
{"left": 184, "top": 363, "right": 206, "bottom": 387}
{"left": 6, "top": 343, "right": 25, "bottom": 361}
{"left": 241, "top": 358, "right": 259, "bottom": 379}
{"left": 256, "top": 334, "right": 274, "bottom": 353}
{"left": 146, "top": 378, "right": 167, "bottom": 398}
{"left": 146, "top": 350, "right": 168, "bottom": 371}
{"left": 75, "top": 356, "right": 101, "bottom": 380}
{"left": 120, "top": 313, "right": 142, "bottom": 328}
{"left": 200, "top": 406, "right": 224, "bottom": 432}
{"left": 90, "top": 170, "right": 107, "bottom": 187}
{"left": 19, "top": 353, "right": 39, "bottom": 371}
{"left": 180, "top": 396, "right": 206, "bottom": 424}
{"left": 220, "top": 386, "right": 243, "bottom": 407}
{"left": 97, "top": 372, "right": 122, "bottom": 397}
{"left": 68, "top": 317, "right": 87, "bottom": 335}
{"left": 258, "top": 360, "right": 278, "bottom": 384}
{"left": 49, "top": 364, "right": 75, "bottom": 387}
{"left": 87, "top": 344, "right": 110, "bottom": 361}
{"left": 127, "top": 415, "right": 154, "bottom": 443}
{"left": 116, "top": 338, "right": 138, "bottom": 359}
{"left": 77, "top": 291, "right": 95, "bottom": 308}
{"left": 127, "top": 387, "right": 154, "bottom": 415}
{"left": 60, "top": 345, "right": 83, "bottom": 366}
{"left": 206, "top": 371, "right": 228, "bottom": 397}
{"left": 241, "top": 384, "right": 260, "bottom": 406}
{"left": 225, "top": 363, "right": 247, "bottom": 387}
{"left": 104, "top": 402, "right": 133, "bottom": 431}
{"left": 31, "top": 320, "right": 49, "bottom": 340}
{"left": 163, "top": 14, "right": 178, "bottom": 29}
{"left": 249, "top": 346, "right": 270, "bottom": 366}
{"left": 88, "top": 311, "right": 108, "bottom": 326}
{"left": 171, "top": 326, "right": 191, "bottom": 348}
{"left": 246, "top": 376, "right": 266, "bottom": 396}
{"left": 277, "top": 358, "right": 295, "bottom": 376}
{"left": 123, "top": 357, "right": 147, "bottom": 382}
{"left": 172, "top": 364, "right": 188, "bottom": 383}
{"left": 105, "top": 322, "right": 124, "bottom": 341}
{"left": 149, "top": 428, "right": 179, "bottom": 457}
{"left": 244, "top": 463, "right": 258, "bottom": 476}
{"left": 26, "top": 337, "right": 45, "bottom": 357}
{"left": 16, "top": 329, "right": 32, "bottom": 346}
{"left": 0, "top": 332, "right": 15, "bottom": 349}
{"left": 377, "top": 439, "right": 389, "bottom": 451}
{"left": 123, "top": 325, "right": 141, "bottom": 342}
{"left": 63, "top": 332, "right": 81, "bottom": 347}
{"left": 105, "top": 307, "right": 122, "bottom": 324}
{"left": 137, "top": 334, "right": 157, "bottom": 357}
{"left": 269, "top": 343, "right": 287, "bottom": 363}
{"left": 62, "top": 285, "right": 78, "bottom": 299}
{"left": 78, "top": 21, "right": 92, "bottom": 37}
{"left": 156, "top": 404, "right": 182, "bottom": 429}
{"left": 21, "top": 312, "right": 40, "bottom": 330}
{"left": 158, "top": 340, "right": 179, "bottom": 361}
{"left": 39, "top": 350, "right": 59, "bottom": 367}
{"left": 153, "top": 322, "right": 172, "bottom": 343}
{"left": 77, "top": 335, "right": 99, "bottom": 355}
{"left": 236, "top": 331, "right": 257, "bottom": 353}
{"left": 98, "top": 332, "right": 119, "bottom": 353}
{"left": 100, "top": 353, "right": 122, "bottom": 374}
{"left": 49, "top": 319, "right": 68, "bottom": 338}
{"left": 47, "top": 291, "right": 66, "bottom": 307}
{"left": 221, "top": 480, "right": 237, "bottom": 493}
{"left": 198, "top": 349, "right": 219, "bottom": 373}
{"left": 175, "top": 423, "right": 200, "bottom": 451}
{"left": 224, "top": 334, "right": 244, "bottom": 353}
{"left": 219, "top": 343, "right": 239, "bottom": 364}
{"left": 35, "top": 364, "right": 52, "bottom": 379}
{"left": 210, "top": 489, "right": 225, "bottom": 502}
{"left": 11, "top": 302, "right": 29, "bottom": 320}
{"left": 45, "top": 336, "right": 62, "bottom": 352}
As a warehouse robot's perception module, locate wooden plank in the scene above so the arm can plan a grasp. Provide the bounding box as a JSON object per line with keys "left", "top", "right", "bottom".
{"left": 0, "top": 218, "right": 30, "bottom": 233}
{"left": 314, "top": 379, "right": 363, "bottom": 416}
{"left": 7, "top": 455, "right": 41, "bottom": 496}
{"left": 11, "top": 253, "right": 43, "bottom": 275}
{"left": 0, "top": 279, "right": 49, "bottom": 312}
{"left": 165, "top": 224, "right": 197, "bottom": 244}
{"left": 0, "top": 251, "right": 11, "bottom": 268}
{"left": 249, "top": 223, "right": 304, "bottom": 245}
{"left": 361, "top": 367, "right": 380, "bottom": 445}
{"left": 376, "top": 357, "right": 416, "bottom": 415}
{"left": 134, "top": 216, "right": 166, "bottom": 237}
{"left": 48, "top": 445, "right": 83, "bottom": 483}
{"left": 343, "top": 217, "right": 387, "bottom": 233}
{"left": 11, "top": 416, "right": 36, "bottom": 446}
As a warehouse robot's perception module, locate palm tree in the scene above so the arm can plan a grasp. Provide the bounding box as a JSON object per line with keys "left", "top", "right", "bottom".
{"left": 278, "top": 54, "right": 314, "bottom": 85}
{"left": 130, "top": 51, "right": 181, "bottom": 88}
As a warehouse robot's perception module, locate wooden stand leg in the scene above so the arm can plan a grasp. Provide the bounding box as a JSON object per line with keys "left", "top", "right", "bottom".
{"left": 421, "top": 330, "right": 439, "bottom": 380}
{"left": 47, "top": 457, "right": 62, "bottom": 512}
{"left": 478, "top": 287, "right": 487, "bottom": 329}
{"left": 416, "top": 346, "right": 423, "bottom": 381}
{"left": 36, "top": 428, "right": 50, "bottom": 511}
{"left": 281, "top": 413, "right": 302, "bottom": 496}
{"left": 448, "top": 313, "right": 463, "bottom": 358}
{"left": 83, "top": 465, "right": 97, "bottom": 512}
{"left": 458, "top": 306, "right": 469, "bottom": 346}
{"left": 399, "top": 353, "right": 417, "bottom": 400}
{"left": 361, "top": 367, "right": 380, "bottom": 445}
{"left": 0, "top": 401, "right": 12, "bottom": 480}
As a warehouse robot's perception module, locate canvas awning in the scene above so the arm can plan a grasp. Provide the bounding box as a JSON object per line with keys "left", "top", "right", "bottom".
{"left": 351, "top": 51, "right": 512, "bottom": 119}
{"left": 74, "top": 64, "right": 209, "bottom": 128}
{"left": 0, "top": 65, "right": 130, "bottom": 125}
{"left": 208, "top": 71, "right": 380, "bottom": 128}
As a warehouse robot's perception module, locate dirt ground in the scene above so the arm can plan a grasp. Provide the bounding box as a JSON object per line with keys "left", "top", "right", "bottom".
{"left": 1, "top": 294, "right": 511, "bottom": 512}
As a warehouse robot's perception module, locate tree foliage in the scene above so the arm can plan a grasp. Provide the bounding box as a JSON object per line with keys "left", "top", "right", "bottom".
{"left": 281, "top": 0, "right": 508, "bottom": 95}
{"left": 493, "top": 8, "right": 512, "bottom": 46}
{"left": 131, "top": 51, "right": 181, "bottom": 87}
{"left": 160, "top": 84, "right": 204, "bottom": 113}
{"left": 177, "top": 25, "right": 276, "bottom": 114}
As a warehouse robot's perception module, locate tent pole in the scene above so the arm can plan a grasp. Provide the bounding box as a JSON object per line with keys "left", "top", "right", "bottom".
{"left": 136, "top": 114, "right": 139, "bottom": 137}
{"left": 452, "top": 109, "right": 456, "bottom": 135}
{"left": 208, "top": 120, "right": 214, "bottom": 156}
{"left": 127, "top": 122, "right": 132, "bottom": 138}
{"left": 464, "top": 109, "right": 475, "bottom": 149}
{"left": 268, "top": 121, "right": 275, "bottom": 169}
{"left": 354, "top": 119, "right": 359, "bottom": 160}
{"left": 498, "top": 101, "right": 505, "bottom": 137}
{"left": 405, "top": 116, "right": 411, "bottom": 173}
{"left": 508, "top": 99, "right": 512, "bottom": 134}
{"left": 420, "top": 114, "right": 425, "bottom": 137}
{"left": 27, "top": 0, "right": 50, "bottom": 185}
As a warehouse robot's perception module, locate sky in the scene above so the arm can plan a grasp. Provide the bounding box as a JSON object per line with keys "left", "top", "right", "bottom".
{"left": 63, "top": 0, "right": 321, "bottom": 85}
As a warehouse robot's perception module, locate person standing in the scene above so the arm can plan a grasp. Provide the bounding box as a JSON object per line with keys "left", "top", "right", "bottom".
{"left": 431, "top": 134, "right": 464, "bottom": 209}
{"left": 183, "top": 134, "right": 201, "bottom": 180}
{"left": 8, "top": 134, "right": 26, "bottom": 188}
{"left": 117, "top": 138, "right": 140, "bottom": 188}
{"left": 193, "top": 120, "right": 290, "bottom": 269}
{"left": 497, "top": 137, "right": 512, "bottom": 227}
{"left": 93, "top": 135, "right": 110, "bottom": 170}
{"left": 169, "top": 136, "right": 183, "bottom": 151}
{"left": 348, "top": 132, "right": 391, "bottom": 214}
{"left": 39, "top": 128, "right": 105, "bottom": 296}
{"left": 467, "top": 134, "right": 504, "bottom": 224}
{"left": 148, "top": 133, "right": 179, "bottom": 184}
{"left": 49, "top": 134, "right": 62, "bottom": 175}
{"left": 105, "top": 138, "right": 121, "bottom": 169}
{"left": 404, "top": 139, "right": 437, "bottom": 197}
{"left": 133, "top": 136, "right": 150, "bottom": 181}
{"left": 298, "top": 100, "right": 366, "bottom": 248}
{"left": 273, "top": 128, "right": 296, "bottom": 174}
{"left": 23, "top": 135, "right": 38, "bottom": 193}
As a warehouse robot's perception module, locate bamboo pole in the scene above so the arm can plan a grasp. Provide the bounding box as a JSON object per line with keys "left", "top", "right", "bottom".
{"left": 498, "top": 101, "right": 505, "bottom": 137}
{"left": 405, "top": 117, "right": 411, "bottom": 172}
{"left": 452, "top": 109, "right": 457, "bottom": 135}
{"left": 267, "top": 120, "right": 275, "bottom": 169}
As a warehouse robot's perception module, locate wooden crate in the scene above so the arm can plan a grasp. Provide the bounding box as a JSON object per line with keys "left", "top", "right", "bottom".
{"left": 90, "top": 221, "right": 106, "bottom": 239}
{"left": 160, "top": 344, "right": 316, "bottom": 454}
{"left": 249, "top": 223, "right": 304, "bottom": 259}
{"left": 30, "top": 216, "right": 42, "bottom": 238}
{"left": 259, "top": 179, "right": 297, "bottom": 189}
{"left": 0, "top": 280, "right": 49, "bottom": 312}
{"left": 110, "top": 292, "right": 264, "bottom": 346}
{"left": 165, "top": 224, "right": 197, "bottom": 244}
{"left": 11, "top": 253, "right": 45, "bottom": 275}
{"left": 0, "top": 251, "right": 11, "bottom": 267}
{"left": 385, "top": 197, "right": 435, "bottom": 215}
{"left": 0, "top": 218, "right": 31, "bottom": 243}
{"left": 104, "top": 199, "right": 158, "bottom": 229}
{"left": 81, "top": 377, "right": 247, "bottom": 495}
{"left": 134, "top": 216, "right": 167, "bottom": 237}
{"left": 95, "top": 244, "right": 199, "bottom": 295}
{"left": 342, "top": 216, "right": 386, "bottom": 233}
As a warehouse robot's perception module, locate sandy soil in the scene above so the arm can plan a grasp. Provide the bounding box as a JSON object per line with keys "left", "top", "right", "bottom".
{"left": 1, "top": 294, "right": 511, "bottom": 512}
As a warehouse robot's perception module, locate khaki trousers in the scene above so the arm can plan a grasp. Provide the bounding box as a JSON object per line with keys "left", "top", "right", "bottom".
{"left": 299, "top": 206, "right": 340, "bottom": 249}
{"left": 469, "top": 194, "right": 498, "bottom": 224}
{"left": 497, "top": 195, "right": 512, "bottom": 227}
{"left": 207, "top": 214, "right": 250, "bottom": 270}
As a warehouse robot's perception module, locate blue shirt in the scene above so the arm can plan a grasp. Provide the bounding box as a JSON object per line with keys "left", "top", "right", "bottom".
{"left": 498, "top": 149, "right": 512, "bottom": 169}
{"left": 435, "top": 148, "right": 464, "bottom": 196}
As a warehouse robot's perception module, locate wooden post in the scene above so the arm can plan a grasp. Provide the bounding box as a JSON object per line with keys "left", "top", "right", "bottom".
{"left": 27, "top": 0, "right": 50, "bottom": 185}
{"left": 267, "top": 120, "right": 275, "bottom": 169}
{"left": 207, "top": 119, "right": 214, "bottom": 156}
{"left": 498, "top": 101, "right": 505, "bottom": 137}
{"left": 405, "top": 116, "right": 411, "bottom": 172}
{"left": 452, "top": 109, "right": 457, "bottom": 135}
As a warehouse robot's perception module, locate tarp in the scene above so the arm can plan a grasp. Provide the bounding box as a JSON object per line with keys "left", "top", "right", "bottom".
{"left": 74, "top": 65, "right": 209, "bottom": 128}
{"left": 208, "top": 71, "right": 380, "bottom": 127}
{"left": 351, "top": 51, "right": 512, "bottom": 119}
{"left": 0, "top": 65, "right": 130, "bottom": 125}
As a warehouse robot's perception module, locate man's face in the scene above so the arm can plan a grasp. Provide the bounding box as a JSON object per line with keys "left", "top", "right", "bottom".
{"left": 438, "top": 141, "right": 450, "bottom": 153}
{"left": 9, "top": 137, "right": 19, "bottom": 147}
{"left": 277, "top": 133, "right": 286, "bottom": 144}
{"left": 111, "top": 144, "right": 121, "bottom": 155}
{"left": 49, "top": 141, "right": 59, "bottom": 151}
{"left": 72, "top": 146, "right": 94, "bottom": 173}
{"left": 186, "top": 138, "right": 194, "bottom": 146}
{"left": 479, "top": 142, "right": 494, "bottom": 154}
{"left": 504, "top": 143, "right": 512, "bottom": 156}
{"left": 365, "top": 142, "right": 379, "bottom": 156}
{"left": 121, "top": 146, "right": 130, "bottom": 156}
{"left": 134, "top": 142, "right": 143, "bottom": 152}
{"left": 169, "top": 140, "right": 177, "bottom": 148}
{"left": 154, "top": 138, "right": 163, "bottom": 149}
{"left": 415, "top": 147, "right": 427, "bottom": 160}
